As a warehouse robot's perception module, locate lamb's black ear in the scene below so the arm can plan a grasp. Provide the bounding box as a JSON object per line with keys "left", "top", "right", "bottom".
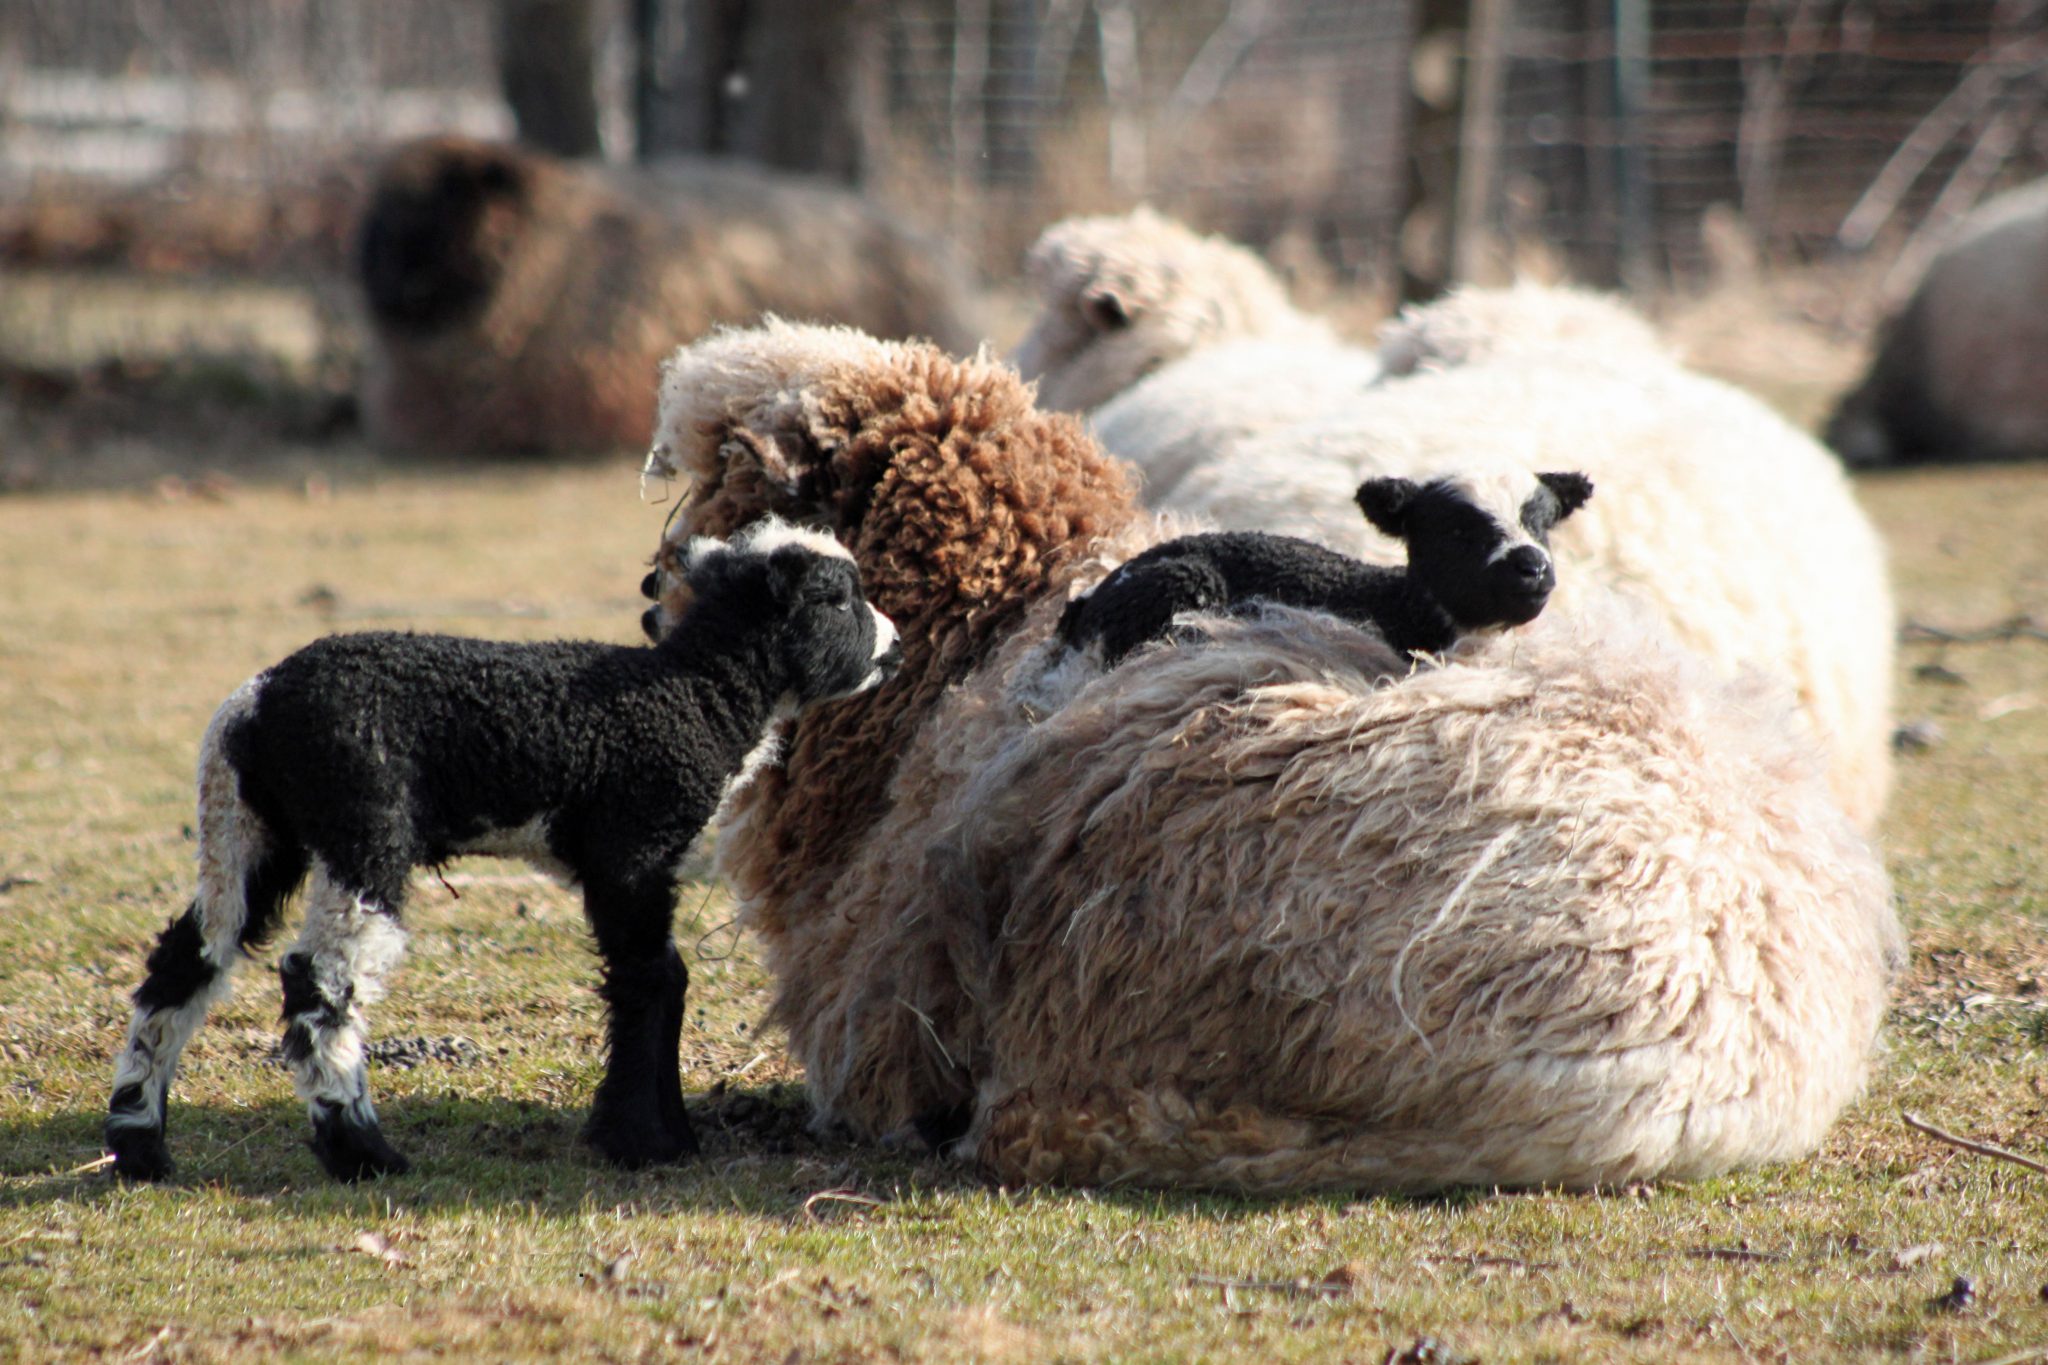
{"left": 1355, "top": 476, "right": 1422, "bottom": 538}
{"left": 1081, "top": 285, "right": 1132, "bottom": 332}
{"left": 762, "top": 545, "right": 824, "bottom": 605}
{"left": 1537, "top": 471, "right": 1594, "bottom": 521}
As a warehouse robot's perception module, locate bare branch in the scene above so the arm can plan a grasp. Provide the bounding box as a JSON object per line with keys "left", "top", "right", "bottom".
{"left": 1902, "top": 1110, "right": 2048, "bottom": 1177}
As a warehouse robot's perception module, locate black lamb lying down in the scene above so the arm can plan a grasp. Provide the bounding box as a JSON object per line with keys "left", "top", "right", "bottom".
{"left": 106, "top": 516, "right": 900, "bottom": 1182}
{"left": 1060, "top": 471, "right": 1594, "bottom": 666}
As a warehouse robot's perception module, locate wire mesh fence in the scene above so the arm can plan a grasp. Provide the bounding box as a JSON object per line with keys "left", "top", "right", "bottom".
{"left": 1, "top": 0, "right": 2045, "bottom": 292}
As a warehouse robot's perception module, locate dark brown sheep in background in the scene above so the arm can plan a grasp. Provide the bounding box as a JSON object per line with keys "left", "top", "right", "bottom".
{"left": 1827, "top": 178, "right": 2048, "bottom": 468}
{"left": 356, "top": 135, "right": 982, "bottom": 457}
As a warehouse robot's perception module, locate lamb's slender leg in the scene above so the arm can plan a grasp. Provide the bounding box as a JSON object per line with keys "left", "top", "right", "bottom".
{"left": 107, "top": 690, "right": 308, "bottom": 1180}
{"left": 279, "top": 861, "right": 411, "bottom": 1182}
{"left": 581, "top": 873, "right": 697, "bottom": 1168}
{"left": 654, "top": 939, "right": 691, "bottom": 1146}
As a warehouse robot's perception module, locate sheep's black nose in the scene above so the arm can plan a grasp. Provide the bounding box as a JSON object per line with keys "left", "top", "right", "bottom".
{"left": 639, "top": 570, "right": 660, "bottom": 600}
{"left": 1503, "top": 545, "right": 1553, "bottom": 589}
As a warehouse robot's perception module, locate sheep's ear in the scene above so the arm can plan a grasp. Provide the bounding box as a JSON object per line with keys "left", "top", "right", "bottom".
{"left": 1081, "top": 285, "right": 1133, "bottom": 332}
{"left": 761, "top": 546, "right": 823, "bottom": 606}
{"left": 1355, "top": 476, "right": 1422, "bottom": 538}
{"left": 1537, "top": 471, "right": 1594, "bottom": 521}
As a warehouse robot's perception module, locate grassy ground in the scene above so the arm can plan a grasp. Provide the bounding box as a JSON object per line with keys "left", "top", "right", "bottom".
{"left": 2, "top": 450, "right": 2046, "bottom": 1363}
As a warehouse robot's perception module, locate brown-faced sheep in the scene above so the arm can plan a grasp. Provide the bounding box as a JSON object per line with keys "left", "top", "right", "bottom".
{"left": 1010, "top": 207, "right": 1346, "bottom": 414}
{"left": 356, "top": 135, "right": 979, "bottom": 457}
{"left": 1827, "top": 178, "right": 2048, "bottom": 467}
{"left": 638, "top": 319, "right": 1901, "bottom": 1193}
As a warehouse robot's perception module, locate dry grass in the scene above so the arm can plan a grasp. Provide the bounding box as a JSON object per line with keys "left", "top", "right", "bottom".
{"left": 2, "top": 436, "right": 2047, "bottom": 1361}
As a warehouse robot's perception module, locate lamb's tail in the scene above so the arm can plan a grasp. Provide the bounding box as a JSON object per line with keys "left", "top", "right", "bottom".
{"left": 106, "top": 678, "right": 306, "bottom": 1177}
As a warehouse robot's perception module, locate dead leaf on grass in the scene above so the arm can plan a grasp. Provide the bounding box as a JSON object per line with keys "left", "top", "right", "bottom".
{"left": 1188, "top": 1271, "right": 1356, "bottom": 1302}
{"left": 344, "top": 1231, "right": 407, "bottom": 1268}
{"left": 1892, "top": 1243, "right": 1944, "bottom": 1270}
{"left": 802, "top": 1188, "right": 884, "bottom": 1222}
{"left": 1979, "top": 692, "right": 2042, "bottom": 721}
{"left": 1381, "top": 1336, "right": 1479, "bottom": 1365}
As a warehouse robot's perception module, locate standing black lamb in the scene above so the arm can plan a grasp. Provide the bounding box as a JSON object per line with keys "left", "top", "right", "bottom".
{"left": 1058, "top": 471, "right": 1593, "bottom": 666}
{"left": 105, "top": 516, "right": 900, "bottom": 1183}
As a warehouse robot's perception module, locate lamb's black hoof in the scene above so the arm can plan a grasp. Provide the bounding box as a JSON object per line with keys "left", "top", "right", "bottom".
{"left": 104, "top": 1123, "right": 176, "bottom": 1182}
{"left": 586, "top": 1110, "right": 700, "bottom": 1169}
{"left": 309, "top": 1109, "right": 412, "bottom": 1183}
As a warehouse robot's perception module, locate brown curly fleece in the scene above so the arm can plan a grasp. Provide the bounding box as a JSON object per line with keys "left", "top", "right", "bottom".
{"left": 647, "top": 328, "right": 1140, "bottom": 941}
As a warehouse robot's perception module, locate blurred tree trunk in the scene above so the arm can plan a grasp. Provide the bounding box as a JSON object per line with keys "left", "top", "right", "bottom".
{"left": 496, "top": 0, "right": 604, "bottom": 157}
{"left": 638, "top": 0, "right": 871, "bottom": 181}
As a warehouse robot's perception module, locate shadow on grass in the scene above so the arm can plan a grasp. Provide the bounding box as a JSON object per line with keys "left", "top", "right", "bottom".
{"left": 0, "top": 1083, "right": 948, "bottom": 1211}
{"left": 0, "top": 1083, "right": 1489, "bottom": 1222}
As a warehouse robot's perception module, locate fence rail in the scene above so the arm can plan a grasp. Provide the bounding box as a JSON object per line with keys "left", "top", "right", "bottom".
{"left": 2, "top": 0, "right": 2044, "bottom": 290}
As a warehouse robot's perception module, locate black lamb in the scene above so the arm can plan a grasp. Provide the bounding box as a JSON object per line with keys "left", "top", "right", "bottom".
{"left": 105, "top": 516, "right": 899, "bottom": 1183}
{"left": 1059, "top": 470, "right": 1593, "bottom": 666}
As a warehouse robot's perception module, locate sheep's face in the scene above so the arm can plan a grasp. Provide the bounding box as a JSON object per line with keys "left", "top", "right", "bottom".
{"left": 358, "top": 136, "right": 532, "bottom": 335}
{"left": 679, "top": 516, "right": 901, "bottom": 710}
{"left": 1357, "top": 471, "right": 1594, "bottom": 631}
{"left": 1012, "top": 272, "right": 1162, "bottom": 414}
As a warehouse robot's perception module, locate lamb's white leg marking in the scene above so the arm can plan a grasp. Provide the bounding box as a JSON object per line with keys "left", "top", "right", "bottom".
{"left": 108, "top": 679, "right": 270, "bottom": 1142}
{"left": 279, "top": 863, "right": 409, "bottom": 1160}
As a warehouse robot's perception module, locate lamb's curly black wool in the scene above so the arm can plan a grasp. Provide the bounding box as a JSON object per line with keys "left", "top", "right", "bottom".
{"left": 105, "top": 517, "right": 898, "bottom": 1183}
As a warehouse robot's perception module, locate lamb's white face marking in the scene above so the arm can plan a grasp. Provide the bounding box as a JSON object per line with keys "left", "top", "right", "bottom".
{"left": 860, "top": 605, "right": 899, "bottom": 690}
{"left": 720, "top": 514, "right": 853, "bottom": 566}
{"left": 1441, "top": 471, "right": 1549, "bottom": 568}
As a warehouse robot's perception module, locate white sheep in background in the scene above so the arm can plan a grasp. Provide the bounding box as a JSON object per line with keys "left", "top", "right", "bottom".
{"left": 1010, "top": 207, "right": 1354, "bottom": 414}
{"left": 1014, "top": 209, "right": 1896, "bottom": 829}
{"left": 1156, "top": 337, "right": 1899, "bottom": 831}
{"left": 1372, "top": 279, "right": 1665, "bottom": 376}
{"left": 106, "top": 517, "right": 899, "bottom": 1183}
{"left": 1088, "top": 337, "right": 1383, "bottom": 504}
{"left": 637, "top": 319, "right": 1902, "bottom": 1193}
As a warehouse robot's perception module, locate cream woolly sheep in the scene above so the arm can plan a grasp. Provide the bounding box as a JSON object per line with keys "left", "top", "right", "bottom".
{"left": 1080, "top": 266, "right": 1664, "bottom": 508}
{"left": 1372, "top": 279, "right": 1665, "bottom": 377}
{"left": 1088, "top": 337, "right": 1383, "bottom": 504}
{"left": 1055, "top": 246, "right": 1893, "bottom": 829}
{"left": 1150, "top": 323, "right": 1899, "bottom": 831}
{"left": 1010, "top": 207, "right": 1347, "bottom": 414}
{"left": 636, "top": 318, "right": 1901, "bottom": 1193}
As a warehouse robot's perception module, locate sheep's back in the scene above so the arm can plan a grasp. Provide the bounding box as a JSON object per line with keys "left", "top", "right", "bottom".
{"left": 942, "top": 604, "right": 1898, "bottom": 1191}
{"left": 360, "top": 149, "right": 979, "bottom": 457}
{"left": 1158, "top": 351, "right": 1897, "bottom": 830}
